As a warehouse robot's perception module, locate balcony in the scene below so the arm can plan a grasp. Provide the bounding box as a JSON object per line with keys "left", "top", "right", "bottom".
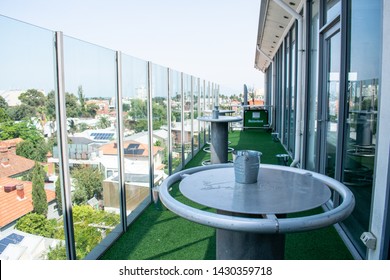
{"left": 99, "top": 129, "right": 353, "bottom": 260}
{"left": 0, "top": 14, "right": 352, "bottom": 261}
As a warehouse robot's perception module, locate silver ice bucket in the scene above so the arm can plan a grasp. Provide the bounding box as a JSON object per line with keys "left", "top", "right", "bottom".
{"left": 232, "top": 150, "right": 262, "bottom": 184}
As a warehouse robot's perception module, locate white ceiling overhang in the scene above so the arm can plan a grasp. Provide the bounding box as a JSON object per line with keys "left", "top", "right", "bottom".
{"left": 254, "top": 0, "right": 303, "bottom": 72}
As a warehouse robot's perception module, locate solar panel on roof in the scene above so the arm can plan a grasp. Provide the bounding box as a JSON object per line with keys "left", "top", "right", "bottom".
{"left": 0, "top": 244, "right": 6, "bottom": 254}
{"left": 133, "top": 149, "right": 144, "bottom": 155}
{"left": 91, "top": 133, "right": 114, "bottom": 140}
{"left": 128, "top": 143, "right": 139, "bottom": 149}
{"left": 0, "top": 233, "right": 24, "bottom": 254}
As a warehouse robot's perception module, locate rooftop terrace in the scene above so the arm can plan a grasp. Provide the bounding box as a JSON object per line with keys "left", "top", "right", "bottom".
{"left": 100, "top": 129, "right": 353, "bottom": 260}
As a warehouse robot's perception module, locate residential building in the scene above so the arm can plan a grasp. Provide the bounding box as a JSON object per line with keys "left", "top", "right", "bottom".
{"left": 0, "top": 177, "right": 55, "bottom": 231}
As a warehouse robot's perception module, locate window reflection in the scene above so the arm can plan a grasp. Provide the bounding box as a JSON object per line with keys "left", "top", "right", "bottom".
{"left": 341, "top": 0, "right": 380, "bottom": 257}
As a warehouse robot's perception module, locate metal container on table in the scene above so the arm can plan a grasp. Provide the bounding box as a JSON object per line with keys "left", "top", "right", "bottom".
{"left": 233, "top": 150, "right": 262, "bottom": 184}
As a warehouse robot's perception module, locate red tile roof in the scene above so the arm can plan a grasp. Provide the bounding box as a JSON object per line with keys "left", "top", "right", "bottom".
{"left": 0, "top": 138, "right": 23, "bottom": 151}
{"left": 100, "top": 140, "right": 163, "bottom": 157}
{"left": 0, "top": 152, "right": 35, "bottom": 178}
{"left": 0, "top": 177, "right": 56, "bottom": 228}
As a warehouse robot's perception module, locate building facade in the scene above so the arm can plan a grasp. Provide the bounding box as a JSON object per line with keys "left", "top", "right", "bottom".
{"left": 255, "top": 0, "right": 389, "bottom": 259}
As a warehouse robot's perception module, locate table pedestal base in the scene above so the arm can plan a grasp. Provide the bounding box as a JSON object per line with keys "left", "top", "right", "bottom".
{"left": 216, "top": 211, "right": 285, "bottom": 260}
{"left": 211, "top": 122, "right": 228, "bottom": 164}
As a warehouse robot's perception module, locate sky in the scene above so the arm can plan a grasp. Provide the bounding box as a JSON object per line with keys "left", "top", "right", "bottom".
{"left": 0, "top": 0, "right": 264, "bottom": 96}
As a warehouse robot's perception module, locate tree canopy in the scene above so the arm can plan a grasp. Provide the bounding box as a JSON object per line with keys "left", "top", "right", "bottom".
{"left": 31, "top": 162, "right": 48, "bottom": 216}
{"left": 71, "top": 166, "right": 104, "bottom": 205}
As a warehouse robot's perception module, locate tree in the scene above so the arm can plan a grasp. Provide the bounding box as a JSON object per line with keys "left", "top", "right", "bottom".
{"left": 0, "top": 120, "right": 43, "bottom": 142}
{"left": 0, "top": 108, "right": 10, "bottom": 123}
{"left": 68, "top": 119, "right": 77, "bottom": 135}
{"left": 122, "top": 103, "right": 130, "bottom": 112}
{"left": 78, "top": 85, "right": 85, "bottom": 117}
{"left": 128, "top": 99, "right": 147, "bottom": 120}
{"left": 19, "top": 89, "right": 46, "bottom": 108}
{"left": 78, "top": 122, "right": 89, "bottom": 132}
{"left": 16, "top": 138, "right": 49, "bottom": 162}
{"left": 32, "top": 162, "right": 48, "bottom": 216}
{"left": 97, "top": 115, "right": 111, "bottom": 129}
{"left": 0, "top": 96, "right": 8, "bottom": 109}
{"left": 71, "top": 166, "right": 104, "bottom": 205}
{"left": 7, "top": 104, "right": 36, "bottom": 121}
{"left": 65, "top": 92, "right": 81, "bottom": 118}
{"left": 55, "top": 178, "right": 63, "bottom": 216}
{"left": 45, "top": 91, "right": 56, "bottom": 120}
{"left": 15, "top": 213, "right": 56, "bottom": 237}
{"left": 85, "top": 103, "right": 99, "bottom": 118}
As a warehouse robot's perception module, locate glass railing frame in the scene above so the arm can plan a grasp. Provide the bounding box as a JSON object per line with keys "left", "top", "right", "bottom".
{"left": 0, "top": 15, "right": 219, "bottom": 260}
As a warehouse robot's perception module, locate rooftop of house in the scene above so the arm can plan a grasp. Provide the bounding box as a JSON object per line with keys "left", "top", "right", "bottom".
{"left": 0, "top": 141, "right": 35, "bottom": 178}
{"left": 0, "top": 177, "right": 56, "bottom": 228}
{"left": 100, "top": 140, "right": 163, "bottom": 157}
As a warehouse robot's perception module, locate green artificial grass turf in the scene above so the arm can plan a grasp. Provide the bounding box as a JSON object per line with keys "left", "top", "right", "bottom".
{"left": 100, "top": 129, "right": 352, "bottom": 260}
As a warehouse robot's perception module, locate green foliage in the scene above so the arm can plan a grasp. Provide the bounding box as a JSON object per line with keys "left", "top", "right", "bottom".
{"left": 19, "top": 89, "right": 46, "bottom": 108}
{"left": 47, "top": 205, "right": 120, "bottom": 260}
{"left": 77, "top": 122, "right": 89, "bottom": 132}
{"left": 78, "top": 85, "right": 85, "bottom": 115}
{"left": 128, "top": 99, "right": 147, "bottom": 120}
{"left": 0, "top": 108, "right": 10, "bottom": 123}
{"left": 0, "top": 120, "right": 43, "bottom": 142}
{"left": 45, "top": 91, "right": 56, "bottom": 121}
{"left": 71, "top": 166, "right": 104, "bottom": 205}
{"left": 55, "top": 179, "right": 63, "bottom": 216}
{"left": 84, "top": 103, "right": 99, "bottom": 118}
{"left": 16, "top": 138, "right": 49, "bottom": 162}
{"left": 32, "top": 162, "right": 48, "bottom": 216}
{"left": 152, "top": 101, "right": 167, "bottom": 130}
{"left": 122, "top": 103, "right": 130, "bottom": 112}
{"left": 7, "top": 104, "right": 36, "bottom": 121}
{"left": 15, "top": 213, "right": 57, "bottom": 238}
{"left": 65, "top": 92, "right": 81, "bottom": 118}
{"left": 68, "top": 119, "right": 77, "bottom": 135}
{"left": 46, "top": 243, "right": 67, "bottom": 260}
{"left": 0, "top": 96, "right": 8, "bottom": 109}
{"left": 97, "top": 115, "right": 111, "bottom": 129}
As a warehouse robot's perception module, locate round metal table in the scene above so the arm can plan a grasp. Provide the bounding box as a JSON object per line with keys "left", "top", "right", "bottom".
{"left": 204, "top": 109, "right": 235, "bottom": 116}
{"left": 198, "top": 116, "right": 242, "bottom": 164}
{"left": 159, "top": 164, "right": 355, "bottom": 260}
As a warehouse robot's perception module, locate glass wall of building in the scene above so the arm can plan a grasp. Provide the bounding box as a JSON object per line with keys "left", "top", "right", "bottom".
{"left": 0, "top": 15, "right": 59, "bottom": 259}
{"left": 340, "top": 0, "right": 381, "bottom": 257}
{"left": 62, "top": 36, "right": 121, "bottom": 260}
{"left": 193, "top": 77, "right": 200, "bottom": 153}
{"left": 199, "top": 79, "right": 206, "bottom": 147}
{"left": 0, "top": 15, "right": 217, "bottom": 260}
{"left": 170, "top": 70, "right": 183, "bottom": 173}
{"left": 258, "top": 0, "right": 385, "bottom": 259}
{"left": 305, "top": 0, "right": 320, "bottom": 171}
{"left": 183, "top": 74, "right": 193, "bottom": 163}
{"left": 270, "top": 23, "right": 297, "bottom": 157}
{"left": 121, "top": 54, "right": 151, "bottom": 218}
{"left": 151, "top": 64, "right": 169, "bottom": 179}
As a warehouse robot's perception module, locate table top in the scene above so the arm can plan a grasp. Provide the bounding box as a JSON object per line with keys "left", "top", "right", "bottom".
{"left": 197, "top": 115, "right": 242, "bottom": 123}
{"left": 204, "top": 109, "right": 235, "bottom": 114}
{"left": 179, "top": 166, "right": 331, "bottom": 214}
